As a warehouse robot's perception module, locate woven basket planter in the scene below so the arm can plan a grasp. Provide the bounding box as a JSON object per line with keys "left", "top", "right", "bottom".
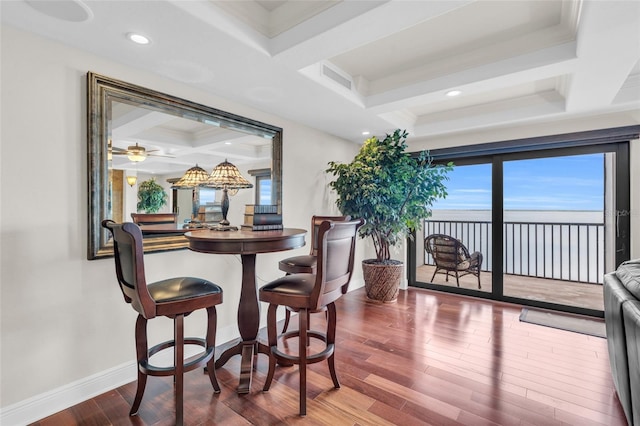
{"left": 362, "top": 260, "right": 403, "bottom": 303}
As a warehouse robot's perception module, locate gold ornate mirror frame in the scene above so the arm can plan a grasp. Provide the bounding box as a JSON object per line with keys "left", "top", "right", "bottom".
{"left": 87, "top": 72, "right": 282, "bottom": 259}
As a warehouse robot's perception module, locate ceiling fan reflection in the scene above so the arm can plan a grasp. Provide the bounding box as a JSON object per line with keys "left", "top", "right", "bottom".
{"left": 111, "top": 142, "right": 175, "bottom": 162}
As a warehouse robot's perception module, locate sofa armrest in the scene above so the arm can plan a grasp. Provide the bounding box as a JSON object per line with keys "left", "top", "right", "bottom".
{"left": 604, "top": 272, "right": 635, "bottom": 424}
{"left": 622, "top": 300, "right": 640, "bottom": 426}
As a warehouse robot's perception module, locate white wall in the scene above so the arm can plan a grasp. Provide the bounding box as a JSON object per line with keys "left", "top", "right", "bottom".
{"left": 0, "top": 25, "right": 362, "bottom": 417}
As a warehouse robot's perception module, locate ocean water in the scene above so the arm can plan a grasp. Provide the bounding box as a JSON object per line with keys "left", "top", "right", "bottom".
{"left": 430, "top": 209, "right": 603, "bottom": 224}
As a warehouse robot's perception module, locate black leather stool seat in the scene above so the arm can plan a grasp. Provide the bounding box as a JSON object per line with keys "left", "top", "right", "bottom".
{"left": 260, "top": 274, "right": 315, "bottom": 307}
{"left": 149, "top": 277, "right": 222, "bottom": 303}
{"left": 148, "top": 278, "right": 222, "bottom": 317}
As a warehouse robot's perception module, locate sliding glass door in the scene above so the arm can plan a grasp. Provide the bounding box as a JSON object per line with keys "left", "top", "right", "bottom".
{"left": 418, "top": 161, "right": 493, "bottom": 294}
{"left": 501, "top": 153, "right": 609, "bottom": 310}
{"left": 411, "top": 136, "right": 631, "bottom": 316}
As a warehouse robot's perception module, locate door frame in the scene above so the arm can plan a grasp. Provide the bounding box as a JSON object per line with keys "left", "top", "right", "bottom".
{"left": 409, "top": 126, "right": 637, "bottom": 317}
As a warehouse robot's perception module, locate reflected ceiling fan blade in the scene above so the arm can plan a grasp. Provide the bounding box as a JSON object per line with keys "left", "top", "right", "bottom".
{"left": 110, "top": 142, "right": 175, "bottom": 159}
{"left": 146, "top": 152, "right": 176, "bottom": 158}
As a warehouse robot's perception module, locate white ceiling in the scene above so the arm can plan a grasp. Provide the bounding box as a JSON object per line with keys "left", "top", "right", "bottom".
{"left": 2, "top": 0, "right": 639, "bottom": 149}
{"left": 108, "top": 100, "right": 272, "bottom": 175}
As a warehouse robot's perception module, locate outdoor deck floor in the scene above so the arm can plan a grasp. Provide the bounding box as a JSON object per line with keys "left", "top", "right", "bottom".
{"left": 416, "top": 265, "right": 604, "bottom": 311}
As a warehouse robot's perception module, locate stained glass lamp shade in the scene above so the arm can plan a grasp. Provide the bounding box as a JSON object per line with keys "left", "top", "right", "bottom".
{"left": 172, "top": 164, "right": 210, "bottom": 189}
{"left": 205, "top": 159, "right": 253, "bottom": 226}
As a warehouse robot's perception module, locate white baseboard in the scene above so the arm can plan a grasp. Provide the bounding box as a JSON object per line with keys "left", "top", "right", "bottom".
{"left": 0, "top": 322, "right": 239, "bottom": 426}
{"left": 0, "top": 286, "right": 365, "bottom": 426}
{"left": 349, "top": 278, "right": 364, "bottom": 291}
{"left": 0, "top": 361, "right": 137, "bottom": 426}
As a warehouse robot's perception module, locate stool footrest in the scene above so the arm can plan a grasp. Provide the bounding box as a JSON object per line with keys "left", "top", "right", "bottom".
{"left": 139, "top": 337, "right": 214, "bottom": 376}
{"left": 281, "top": 329, "right": 326, "bottom": 342}
{"left": 271, "top": 330, "right": 334, "bottom": 365}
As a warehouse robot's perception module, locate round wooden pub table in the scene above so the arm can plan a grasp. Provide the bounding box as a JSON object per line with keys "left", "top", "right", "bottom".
{"left": 185, "top": 227, "right": 306, "bottom": 394}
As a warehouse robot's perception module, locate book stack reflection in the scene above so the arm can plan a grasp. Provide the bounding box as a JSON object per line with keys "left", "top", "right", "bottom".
{"left": 242, "top": 205, "right": 283, "bottom": 231}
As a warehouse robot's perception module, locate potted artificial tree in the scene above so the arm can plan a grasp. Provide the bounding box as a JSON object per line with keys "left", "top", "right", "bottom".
{"left": 137, "top": 178, "right": 168, "bottom": 213}
{"left": 327, "top": 129, "right": 452, "bottom": 302}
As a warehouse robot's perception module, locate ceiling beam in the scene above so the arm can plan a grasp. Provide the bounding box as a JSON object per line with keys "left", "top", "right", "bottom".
{"left": 564, "top": 0, "right": 640, "bottom": 111}
{"left": 271, "top": 1, "right": 474, "bottom": 68}
{"left": 366, "top": 42, "right": 577, "bottom": 112}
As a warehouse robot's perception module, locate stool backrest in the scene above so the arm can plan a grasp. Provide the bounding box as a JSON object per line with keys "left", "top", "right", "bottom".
{"left": 310, "top": 215, "right": 351, "bottom": 256}
{"left": 102, "top": 220, "right": 156, "bottom": 319}
{"left": 311, "top": 218, "right": 364, "bottom": 310}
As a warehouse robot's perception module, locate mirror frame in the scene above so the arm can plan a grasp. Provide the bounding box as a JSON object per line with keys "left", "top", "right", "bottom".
{"left": 87, "top": 72, "right": 283, "bottom": 259}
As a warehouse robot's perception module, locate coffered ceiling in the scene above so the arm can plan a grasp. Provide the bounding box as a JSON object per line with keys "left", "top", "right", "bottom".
{"left": 2, "top": 0, "right": 639, "bottom": 146}
{"left": 108, "top": 101, "right": 272, "bottom": 175}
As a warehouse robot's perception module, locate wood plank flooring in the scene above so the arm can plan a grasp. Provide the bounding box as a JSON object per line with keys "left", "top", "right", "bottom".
{"left": 416, "top": 265, "right": 605, "bottom": 311}
{"left": 31, "top": 287, "right": 623, "bottom": 425}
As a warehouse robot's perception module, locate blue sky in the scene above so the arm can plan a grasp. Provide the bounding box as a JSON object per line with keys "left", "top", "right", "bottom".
{"left": 432, "top": 153, "right": 605, "bottom": 211}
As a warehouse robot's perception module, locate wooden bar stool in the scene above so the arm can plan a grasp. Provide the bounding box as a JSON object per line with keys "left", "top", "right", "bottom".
{"left": 278, "top": 215, "right": 350, "bottom": 333}
{"left": 102, "top": 220, "right": 223, "bottom": 426}
{"left": 260, "top": 218, "right": 364, "bottom": 416}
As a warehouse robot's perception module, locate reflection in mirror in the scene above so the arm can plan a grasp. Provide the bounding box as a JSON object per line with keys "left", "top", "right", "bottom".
{"left": 88, "top": 72, "right": 282, "bottom": 259}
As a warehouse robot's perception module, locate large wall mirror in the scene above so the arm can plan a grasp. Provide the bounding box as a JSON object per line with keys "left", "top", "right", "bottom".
{"left": 88, "top": 72, "right": 283, "bottom": 259}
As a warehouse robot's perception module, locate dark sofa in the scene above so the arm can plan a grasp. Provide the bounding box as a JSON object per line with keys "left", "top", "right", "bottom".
{"left": 604, "top": 259, "right": 640, "bottom": 425}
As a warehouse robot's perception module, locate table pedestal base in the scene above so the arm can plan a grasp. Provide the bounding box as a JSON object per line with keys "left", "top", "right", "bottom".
{"left": 185, "top": 228, "right": 306, "bottom": 394}
{"left": 215, "top": 339, "right": 270, "bottom": 394}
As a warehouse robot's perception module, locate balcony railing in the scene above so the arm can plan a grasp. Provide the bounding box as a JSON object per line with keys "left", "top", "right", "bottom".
{"left": 424, "top": 220, "right": 605, "bottom": 284}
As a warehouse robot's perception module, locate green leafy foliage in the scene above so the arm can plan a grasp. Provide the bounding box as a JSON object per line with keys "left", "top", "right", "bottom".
{"left": 136, "top": 178, "right": 168, "bottom": 213}
{"left": 327, "top": 129, "right": 453, "bottom": 263}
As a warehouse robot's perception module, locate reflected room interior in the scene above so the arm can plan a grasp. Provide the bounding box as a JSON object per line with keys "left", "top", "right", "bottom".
{"left": 88, "top": 73, "right": 283, "bottom": 259}
{"left": 110, "top": 100, "right": 268, "bottom": 224}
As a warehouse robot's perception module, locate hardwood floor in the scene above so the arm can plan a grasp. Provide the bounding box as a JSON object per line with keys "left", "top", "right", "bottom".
{"left": 31, "top": 287, "right": 624, "bottom": 425}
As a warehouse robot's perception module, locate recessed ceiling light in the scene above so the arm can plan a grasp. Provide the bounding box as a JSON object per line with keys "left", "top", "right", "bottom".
{"left": 127, "top": 33, "right": 150, "bottom": 45}
{"left": 446, "top": 90, "right": 462, "bottom": 97}
{"left": 224, "top": 142, "right": 232, "bottom": 145}
{"left": 362, "top": 131, "right": 370, "bottom": 135}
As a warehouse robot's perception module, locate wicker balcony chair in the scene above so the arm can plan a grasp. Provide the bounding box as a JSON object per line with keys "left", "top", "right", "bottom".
{"left": 424, "top": 234, "right": 483, "bottom": 289}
